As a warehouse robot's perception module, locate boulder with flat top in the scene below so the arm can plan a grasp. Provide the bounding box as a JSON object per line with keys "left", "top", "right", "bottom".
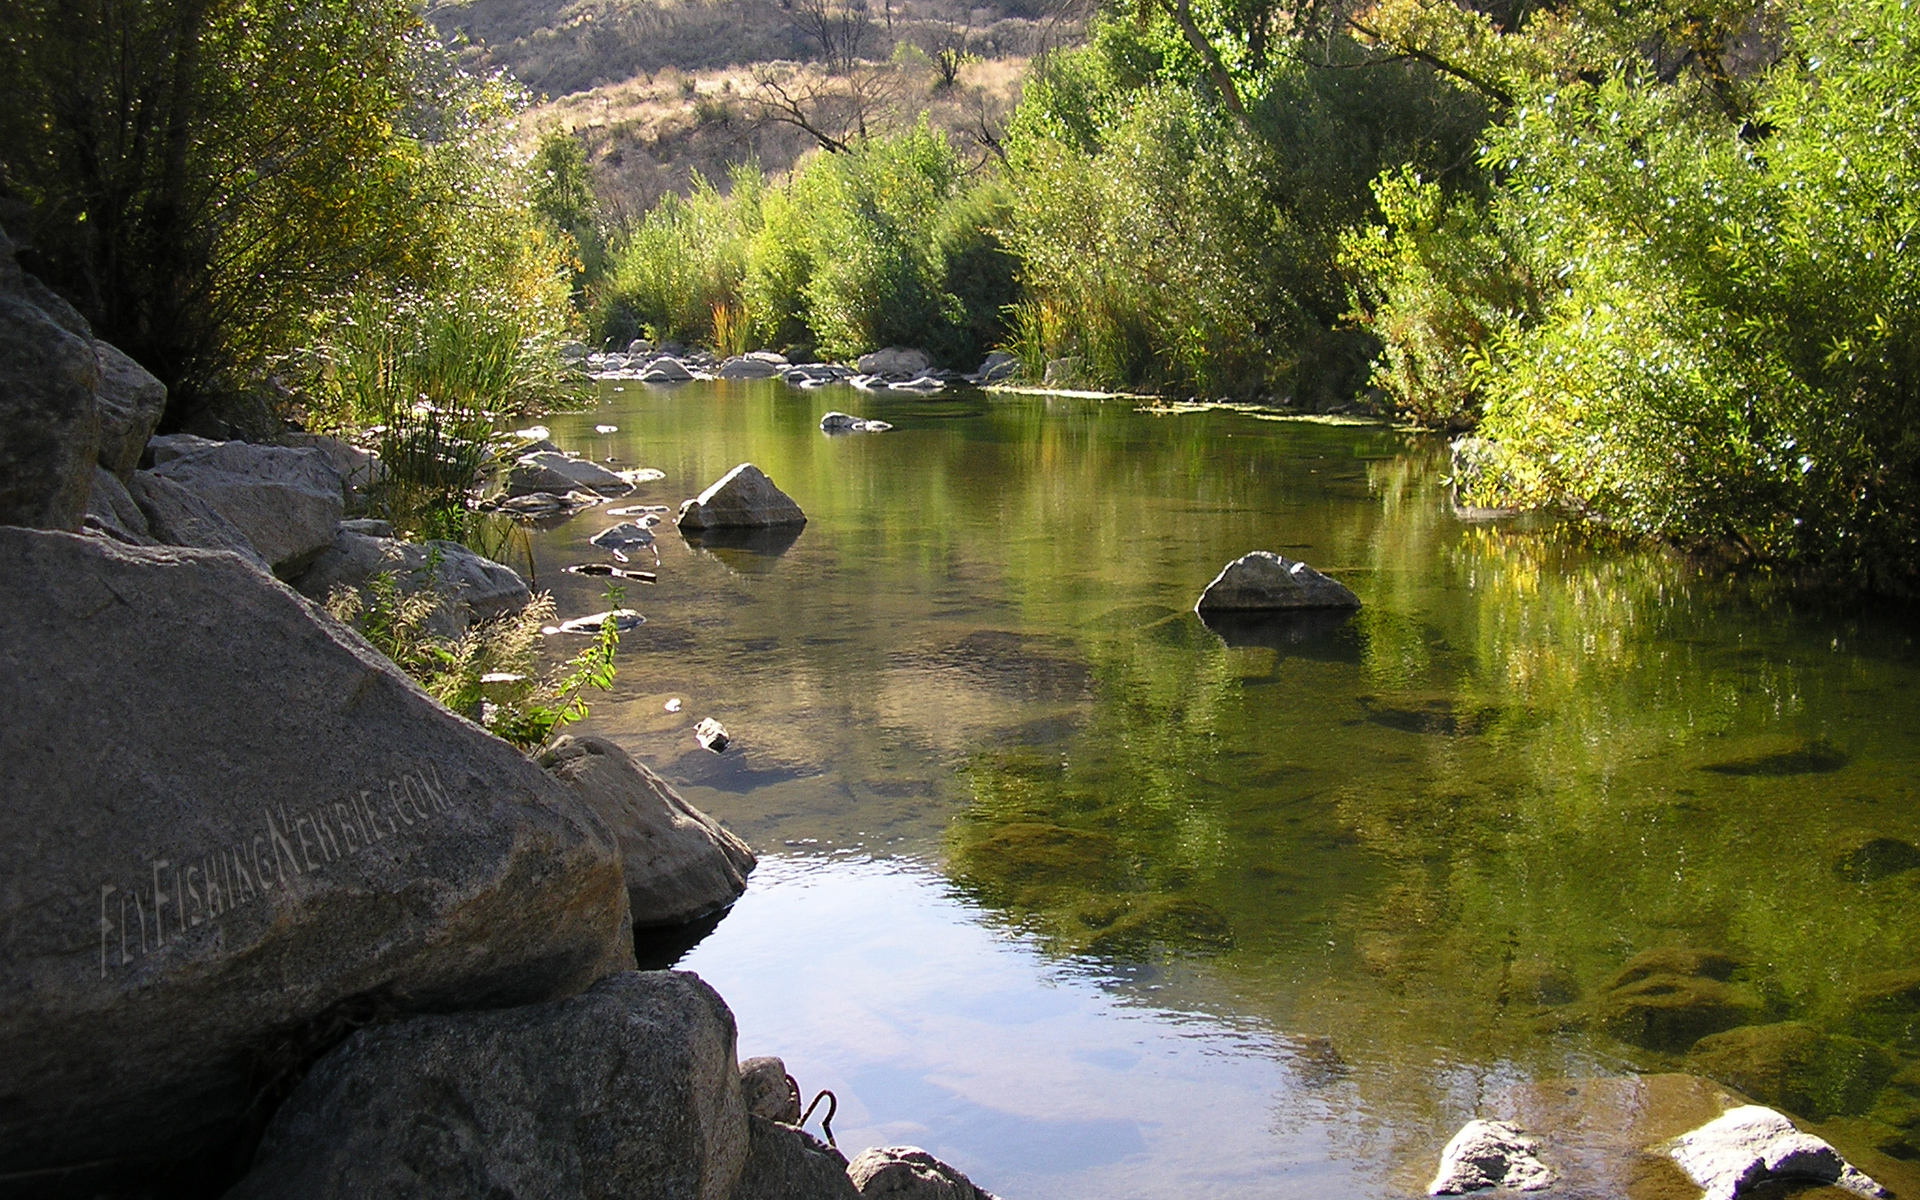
{"left": 149, "top": 439, "right": 344, "bottom": 574}
{"left": 0, "top": 527, "right": 632, "bottom": 1186}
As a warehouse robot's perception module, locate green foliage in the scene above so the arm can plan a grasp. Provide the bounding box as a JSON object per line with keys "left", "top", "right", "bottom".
{"left": 1000, "top": 22, "right": 1488, "bottom": 401}
{"left": 0, "top": 0, "right": 568, "bottom": 433}
{"left": 326, "top": 575, "right": 621, "bottom": 751}
{"left": 592, "top": 125, "right": 1014, "bottom": 365}
{"left": 530, "top": 129, "right": 607, "bottom": 296}
{"left": 1350, "top": 0, "right": 1920, "bottom": 592}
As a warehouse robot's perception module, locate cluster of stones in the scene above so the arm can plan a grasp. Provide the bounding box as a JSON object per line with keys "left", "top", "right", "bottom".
{"left": 0, "top": 229, "right": 992, "bottom": 1200}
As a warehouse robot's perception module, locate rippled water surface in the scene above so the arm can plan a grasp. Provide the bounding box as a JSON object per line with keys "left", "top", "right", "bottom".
{"left": 526, "top": 380, "right": 1920, "bottom": 1199}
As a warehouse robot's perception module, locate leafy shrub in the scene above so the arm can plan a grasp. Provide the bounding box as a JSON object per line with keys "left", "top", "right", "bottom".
{"left": 326, "top": 575, "right": 621, "bottom": 751}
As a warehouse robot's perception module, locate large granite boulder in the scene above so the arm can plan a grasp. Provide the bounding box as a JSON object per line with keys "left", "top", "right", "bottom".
{"left": 541, "top": 736, "right": 756, "bottom": 928}
{"left": 84, "top": 465, "right": 157, "bottom": 545}
{"left": 509, "top": 450, "right": 632, "bottom": 498}
{"left": 0, "top": 528, "right": 632, "bottom": 1183}
{"left": 678, "top": 463, "right": 807, "bottom": 531}
{"left": 734, "top": 1117, "right": 861, "bottom": 1200}
{"left": 93, "top": 339, "right": 168, "bottom": 477}
{"left": 295, "top": 529, "right": 533, "bottom": 635}
{"left": 0, "top": 229, "right": 102, "bottom": 530}
{"left": 150, "top": 440, "right": 345, "bottom": 574}
{"left": 742, "top": 1055, "right": 802, "bottom": 1123}
{"left": 227, "top": 971, "right": 746, "bottom": 1200}
{"left": 856, "top": 347, "right": 932, "bottom": 377}
{"left": 846, "top": 1147, "right": 1000, "bottom": 1200}
{"left": 1195, "top": 551, "right": 1360, "bottom": 612}
{"left": 125, "top": 468, "right": 273, "bottom": 571}
{"left": 1668, "top": 1105, "right": 1888, "bottom": 1200}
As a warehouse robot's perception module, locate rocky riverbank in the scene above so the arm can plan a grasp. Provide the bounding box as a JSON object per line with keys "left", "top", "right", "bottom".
{"left": 0, "top": 230, "right": 997, "bottom": 1199}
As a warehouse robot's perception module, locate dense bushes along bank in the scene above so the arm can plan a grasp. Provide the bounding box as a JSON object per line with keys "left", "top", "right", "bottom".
{"left": 7, "top": 0, "right": 1920, "bottom": 593}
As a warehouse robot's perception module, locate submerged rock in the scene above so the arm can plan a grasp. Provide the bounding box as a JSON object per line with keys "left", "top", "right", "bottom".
{"left": 1593, "top": 946, "right": 1764, "bottom": 1052}
{"left": 149, "top": 439, "right": 345, "bottom": 574}
{"left": 227, "top": 972, "right": 746, "bottom": 1200}
{"left": 846, "top": 1147, "right": 1000, "bottom": 1200}
{"left": 1669, "top": 1105, "right": 1889, "bottom": 1200}
{"left": 1687, "top": 1022, "right": 1895, "bottom": 1119}
{"left": 1840, "top": 967, "right": 1920, "bottom": 1050}
{"left": 541, "top": 736, "right": 755, "bottom": 929}
{"left": 1427, "top": 1119, "right": 1554, "bottom": 1194}
{"left": 1196, "top": 551, "right": 1361, "bottom": 612}
{"left": 1833, "top": 836, "right": 1920, "bottom": 883}
{"left": 0, "top": 527, "right": 631, "bottom": 1182}
{"left": 678, "top": 463, "right": 807, "bottom": 531}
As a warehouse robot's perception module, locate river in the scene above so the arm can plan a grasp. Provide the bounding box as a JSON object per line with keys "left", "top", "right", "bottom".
{"left": 525, "top": 379, "right": 1920, "bottom": 1199}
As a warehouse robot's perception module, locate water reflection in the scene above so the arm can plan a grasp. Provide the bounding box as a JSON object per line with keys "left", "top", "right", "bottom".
{"left": 535, "top": 382, "right": 1920, "bottom": 1197}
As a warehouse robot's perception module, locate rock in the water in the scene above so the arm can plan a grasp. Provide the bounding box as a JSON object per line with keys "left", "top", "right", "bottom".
{"left": 856, "top": 347, "right": 932, "bottom": 376}
{"left": 0, "top": 228, "right": 102, "bottom": 530}
{"left": 510, "top": 449, "right": 632, "bottom": 498}
{"left": 846, "top": 1147, "right": 999, "bottom": 1200}
{"left": 124, "top": 469, "right": 272, "bottom": 571}
{"left": 741, "top": 1056, "right": 802, "bottom": 1123}
{"left": 93, "top": 339, "right": 167, "bottom": 477}
{"left": 557, "top": 608, "right": 646, "bottom": 634}
{"left": 1687, "top": 1022, "right": 1895, "bottom": 1119}
{"left": 1833, "top": 836, "right": 1920, "bottom": 883}
{"left": 820, "top": 412, "right": 892, "bottom": 433}
{"left": 542, "top": 736, "right": 755, "bottom": 929}
{"left": 592, "top": 521, "right": 658, "bottom": 551}
{"left": 720, "top": 356, "right": 785, "bottom": 379}
{"left": 696, "top": 717, "right": 732, "bottom": 753}
{"left": 149, "top": 439, "right": 345, "bottom": 574}
{"left": 678, "top": 463, "right": 807, "bottom": 531}
{"left": 1594, "top": 946, "right": 1763, "bottom": 1052}
{"left": 1196, "top": 551, "right": 1360, "bottom": 612}
{"left": 0, "top": 528, "right": 632, "bottom": 1182}
{"left": 641, "top": 357, "right": 697, "bottom": 383}
{"left": 227, "top": 971, "right": 746, "bottom": 1200}
{"left": 1427, "top": 1119, "right": 1555, "bottom": 1194}
{"left": 294, "top": 530, "right": 533, "bottom": 635}
{"left": 1669, "top": 1105, "right": 1889, "bottom": 1200}
{"left": 1841, "top": 967, "right": 1920, "bottom": 1050}
{"left": 735, "top": 1115, "right": 859, "bottom": 1200}
{"left": 975, "top": 351, "right": 1018, "bottom": 383}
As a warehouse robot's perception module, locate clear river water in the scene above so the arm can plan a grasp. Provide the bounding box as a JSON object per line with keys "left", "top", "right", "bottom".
{"left": 525, "top": 379, "right": 1920, "bottom": 1200}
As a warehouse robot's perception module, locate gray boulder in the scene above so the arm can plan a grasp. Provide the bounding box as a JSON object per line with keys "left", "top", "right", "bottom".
{"left": 641, "top": 357, "right": 697, "bottom": 383}
{"left": 125, "top": 469, "right": 272, "bottom": 571}
{"left": 975, "top": 352, "right": 1018, "bottom": 383}
{"left": 719, "top": 356, "right": 784, "bottom": 379}
{"left": 541, "top": 736, "right": 755, "bottom": 928}
{"left": 147, "top": 431, "right": 223, "bottom": 464}
{"left": 510, "top": 449, "right": 632, "bottom": 498}
{"left": 856, "top": 347, "right": 932, "bottom": 376}
{"left": 1196, "top": 551, "right": 1360, "bottom": 612}
{"left": 0, "top": 528, "right": 632, "bottom": 1181}
{"left": 1427, "top": 1119, "right": 1554, "bottom": 1194}
{"left": 846, "top": 1147, "right": 999, "bottom": 1200}
{"left": 279, "top": 431, "right": 384, "bottom": 496}
{"left": 678, "top": 463, "right": 807, "bottom": 531}
{"left": 0, "top": 228, "right": 102, "bottom": 530}
{"left": 150, "top": 440, "right": 345, "bottom": 574}
{"left": 734, "top": 1116, "right": 860, "bottom": 1200}
{"left": 228, "top": 971, "right": 746, "bottom": 1200}
{"left": 294, "top": 530, "right": 533, "bottom": 635}
{"left": 1668, "top": 1105, "right": 1887, "bottom": 1200}
{"left": 742, "top": 1055, "right": 802, "bottom": 1123}
{"left": 591, "top": 521, "right": 657, "bottom": 551}
{"left": 93, "top": 340, "right": 168, "bottom": 477}
{"left": 84, "top": 465, "right": 156, "bottom": 545}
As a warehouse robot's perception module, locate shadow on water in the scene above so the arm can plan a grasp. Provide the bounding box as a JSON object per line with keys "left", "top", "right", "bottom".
{"left": 1196, "top": 608, "right": 1363, "bottom": 661}
{"left": 634, "top": 906, "right": 731, "bottom": 970}
{"left": 680, "top": 523, "right": 805, "bottom": 572}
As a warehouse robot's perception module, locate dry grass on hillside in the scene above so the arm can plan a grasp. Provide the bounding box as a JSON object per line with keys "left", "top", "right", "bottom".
{"left": 519, "top": 51, "right": 1033, "bottom": 215}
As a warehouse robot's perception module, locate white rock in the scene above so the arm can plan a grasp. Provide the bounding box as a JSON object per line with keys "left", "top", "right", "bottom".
{"left": 1428, "top": 1120, "right": 1554, "bottom": 1194}
{"left": 1670, "top": 1105, "right": 1888, "bottom": 1200}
